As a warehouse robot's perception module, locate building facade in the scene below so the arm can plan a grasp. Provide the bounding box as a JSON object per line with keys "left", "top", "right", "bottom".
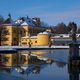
{"left": 20, "top": 32, "right": 51, "bottom": 46}
{"left": 0, "top": 24, "right": 19, "bottom": 46}
{"left": 0, "top": 17, "right": 47, "bottom": 46}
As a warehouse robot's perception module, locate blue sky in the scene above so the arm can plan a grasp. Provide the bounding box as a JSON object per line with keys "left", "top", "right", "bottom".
{"left": 0, "top": 0, "right": 80, "bottom": 26}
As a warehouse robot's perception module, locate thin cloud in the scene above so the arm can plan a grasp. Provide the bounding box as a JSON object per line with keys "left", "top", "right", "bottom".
{"left": 16, "top": 5, "right": 80, "bottom": 19}
{"left": 17, "top": 5, "right": 49, "bottom": 16}
{"left": 39, "top": 9, "right": 80, "bottom": 19}
{"left": 37, "top": 9, "right": 80, "bottom": 26}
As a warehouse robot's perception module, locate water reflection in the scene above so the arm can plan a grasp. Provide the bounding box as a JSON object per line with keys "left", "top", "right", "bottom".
{"left": 18, "top": 49, "right": 69, "bottom": 63}
{"left": 68, "top": 57, "right": 80, "bottom": 80}
{"left": 0, "top": 53, "right": 50, "bottom": 67}
{"left": 0, "top": 50, "right": 80, "bottom": 80}
{"left": 0, "top": 50, "right": 68, "bottom": 80}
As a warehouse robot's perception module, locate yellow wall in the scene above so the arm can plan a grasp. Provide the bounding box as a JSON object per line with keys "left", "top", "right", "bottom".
{"left": 20, "top": 37, "right": 29, "bottom": 46}
{"left": 37, "top": 34, "right": 50, "bottom": 46}
{"left": 30, "top": 38, "right": 37, "bottom": 46}
{"left": 20, "top": 37, "right": 37, "bottom": 46}
{"left": 1, "top": 24, "right": 19, "bottom": 46}
{"left": 20, "top": 33, "right": 51, "bottom": 46}
{"left": 20, "top": 26, "right": 32, "bottom": 36}
{"left": 12, "top": 26, "right": 19, "bottom": 45}
{"left": 19, "top": 26, "right": 45, "bottom": 37}
{"left": 1, "top": 24, "right": 12, "bottom": 46}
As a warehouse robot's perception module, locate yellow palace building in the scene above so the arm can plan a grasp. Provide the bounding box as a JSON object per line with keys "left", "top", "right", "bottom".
{"left": 20, "top": 32, "right": 51, "bottom": 46}
{"left": 0, "top": 17, "right": 46, "bottom": 46}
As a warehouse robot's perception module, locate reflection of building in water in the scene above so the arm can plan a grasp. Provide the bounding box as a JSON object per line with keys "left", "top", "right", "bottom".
{"left": 6, "top": 58, "right": 66, "bottom": 77}
{"left": 19, "top": 51, "right": 54, "bottom": 64}
{"left": 19, "top": 54, "right": 29, "bottom": 64}
{"left": 32, "top": 50, "right": 51, "bottom": 55}
{"left": 18, "top": 53, "right": 41, "bottom": 65}
{"left": 19, "top": 50, "right": 51, "bottom": 55}
{"left": 14, "top": 64, "right": 41, "bottom": 75}
{"left": 0, "top": 53, "right": 35, "bottom": 67}
{"left": 0, "top": 52, "right": 68, "bottom": 80}
{"left": 0, "top": 51, "right": 53, "bottom": 68}
{"left": 0, "top": 53, "right": 18, "bottom": 67}
{"left": 19, "top": 52, "right": 51, "bottom": 64}
{"left": 15, "top": 64, "right": 46, "bottom": 76}
{"left": 0, "top": 53, "right": 53, "bottom": 77}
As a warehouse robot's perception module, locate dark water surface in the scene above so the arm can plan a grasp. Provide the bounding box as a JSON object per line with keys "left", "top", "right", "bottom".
{"left": 0, "top": 49, "right": 79, "bottom": 80}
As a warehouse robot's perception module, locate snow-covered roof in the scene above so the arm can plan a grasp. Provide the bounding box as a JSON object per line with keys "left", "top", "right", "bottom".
{"left": 14, "top": 17, "right": 35, "bottom": 26}
{"left": 39, "top": 32, "right": 51, "bottom": 35}
{"left": 21, "top": 36, "right": 29, "bottom": 38}
{"left": 30, "top": 36, "right": 37, "bottom": 38}
{"left": 21, "top": 21, "right": 28, "bottom": 26}
{"left": 21, "top": 36, "right": 37, "bottom": 39}
{"left": 21, "top": 17, "right": 35, "bottom": 26}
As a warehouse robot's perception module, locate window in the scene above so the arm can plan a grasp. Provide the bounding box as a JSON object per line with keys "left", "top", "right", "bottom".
{"left": 13, "top": 29, "right": 17, "bottom": 33}
{"left": 14, "top": 38, "right": 17, "bottom": 41}
{"left": 22, "top": 42, "right": 27, "bottom": 44}
{"left": 31, "top": 43, "right": 33, "bottom": 45}
{"left": 2, "top": 30, "right": 9, "bottom": 35}
{"left": 13, "top": 58, "right": 17, "bottom": 64}
{"left": 22, "top": 39, "right": 24, "bottom": 41}
{"left": 3, "top": 57, "right": 9, "bottom": 63}
{"left": 1, "top": 38, "right": 8, "bottom": 41}
{"left": 2, "top": 44, "right": 9, "bottom": 46}
{"left": 26, "top": 39, "right": 27, "bottom": 41}
{"left": 35, "top": 41, "right": 37, "bottom": 43}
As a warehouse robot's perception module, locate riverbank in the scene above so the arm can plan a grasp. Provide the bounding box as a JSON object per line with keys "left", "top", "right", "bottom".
{"left": 0, "top": 46, "right": 69, "bottom": 51}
